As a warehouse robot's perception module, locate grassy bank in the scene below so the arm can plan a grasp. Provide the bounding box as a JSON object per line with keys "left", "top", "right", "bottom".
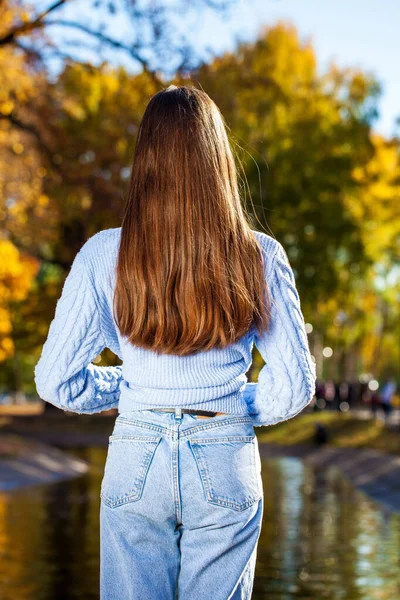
{"left": 256, "top": 411, "right": 400, "bottom": 456}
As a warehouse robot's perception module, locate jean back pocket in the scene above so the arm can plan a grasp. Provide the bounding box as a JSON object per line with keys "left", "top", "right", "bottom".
{"left": 189, "top": 435, "right": 262, "bottom": 511}
{"left": 100, "top": 434, "right": 162, "bottom": 509}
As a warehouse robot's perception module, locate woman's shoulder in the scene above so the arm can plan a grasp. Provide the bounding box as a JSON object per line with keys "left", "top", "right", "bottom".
{"left": 81, "top": 226, "right": 121, "bottom": 250}
{"left": 250, "top": 229, "right": 282, "bottom": 274}
{"left": 79, "top": 227, "right": 121, "bottom": 258}
{"left": 251, "top": 229, "right": 281, "bottom": 254}
{"left": 76, "top": 227, "right": 122, "bottom": 280}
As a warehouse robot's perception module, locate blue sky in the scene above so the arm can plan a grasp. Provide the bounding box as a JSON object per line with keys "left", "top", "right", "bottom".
{"left": 45, "top": 0, "right": 398, "bottom": 138}
{"left": 190, "top": 0, "right": 398, "bottom": 138}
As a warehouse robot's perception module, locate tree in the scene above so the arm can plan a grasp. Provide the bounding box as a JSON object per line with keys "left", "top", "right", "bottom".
{"left": 2, "top": 17, "right": 399, "bottom": 386}
{"left": 184, "top": 22, "right": 382, "bottom": 312}
{"left": 0, "top": 240, "right": 38, "bottom": 363}
{"left": 181, "top": 22, "right": 399, "bottom": 379}
{"left": 0, "top": 0, "right": 238, "bottom": 78}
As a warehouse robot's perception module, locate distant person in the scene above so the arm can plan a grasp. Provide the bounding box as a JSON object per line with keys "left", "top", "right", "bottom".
{"left": 332, "top": 380, "right": 341, "bottom": 410}
{"left": 314, "top": 422, "right": 328, "bottom": 444}
{"left": 324, "top": 380, "right": 336, "bottom": 410}
{"left": 370, "top": 389, "right": 381, "bottom": 418}
{"left": 315, "top": 379, "right": 326, "bottom": 410}
{"left": 336, "top": 380, "right": 350, "bottom": 412}
{"left": 347, "top": 381, "right": 356, "bottom": 409}
{"left": 380, "top": 378, "right": 397, "bottom": 422}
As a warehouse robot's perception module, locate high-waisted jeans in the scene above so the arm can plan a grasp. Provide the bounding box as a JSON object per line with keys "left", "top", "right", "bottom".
{"left": 100, "top": 409, "right": 264, "bottom": 600}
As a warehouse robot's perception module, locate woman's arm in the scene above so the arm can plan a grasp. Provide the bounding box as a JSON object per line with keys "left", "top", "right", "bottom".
{"left": 244, "top": 240, "right": 316, "bottom": 426}
{"left": 34, "top": 248, "right": 123, "bottom": 414}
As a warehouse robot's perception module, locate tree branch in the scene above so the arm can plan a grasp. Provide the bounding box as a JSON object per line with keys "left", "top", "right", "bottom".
{"left": 0, "top": 0, "right": 69, "bottom": 46}
{"left": 43, "top": 19, "right": 146, "bottom": 65}
{"left": 41, "top": 18, "right": 164, "bottom": 84}
{"left": 0, "top": 112, "right": 60, "bottom": 171}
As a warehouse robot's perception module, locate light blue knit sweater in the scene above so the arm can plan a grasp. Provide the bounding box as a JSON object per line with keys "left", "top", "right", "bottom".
{"left": 34, "top": 228, "right": 316, "bottom": 426}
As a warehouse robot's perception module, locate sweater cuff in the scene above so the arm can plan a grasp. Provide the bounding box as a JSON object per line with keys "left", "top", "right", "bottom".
{"left": 243, "top": 381, "right": 286, "bottom": 427}
{"left": 243, "top": 381, "right": 258, "bottom": 413}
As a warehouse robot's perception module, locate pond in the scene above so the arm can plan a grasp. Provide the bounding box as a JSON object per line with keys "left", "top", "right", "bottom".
{"left": 0, "top": 447, "right": 399, "bottom": 599}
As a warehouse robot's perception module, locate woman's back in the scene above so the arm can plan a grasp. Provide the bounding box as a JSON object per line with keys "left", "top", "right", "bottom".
{"left": 34, "top": 225, "right": 316, "bottom": 425}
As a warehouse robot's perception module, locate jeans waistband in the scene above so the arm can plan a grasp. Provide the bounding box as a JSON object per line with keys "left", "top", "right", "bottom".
{"left": 114, "top": 410, "right": 255, "bottom": 435}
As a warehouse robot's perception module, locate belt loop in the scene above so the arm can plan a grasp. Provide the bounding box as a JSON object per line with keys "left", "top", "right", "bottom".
{"left": 174, "top": 407, "right": 182, "bottom": 419}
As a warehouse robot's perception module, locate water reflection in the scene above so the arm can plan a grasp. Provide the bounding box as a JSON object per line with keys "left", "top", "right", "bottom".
{"left": 0, "top": 449, "right": 399, "bottom": 599}
{"left": 254, "top": 458, "right": 400, "bottom": 599}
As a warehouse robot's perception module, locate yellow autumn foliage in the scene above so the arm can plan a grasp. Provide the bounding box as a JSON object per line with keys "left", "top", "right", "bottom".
{"left": 0, "top": 240, "right": 39, "bottom": 361}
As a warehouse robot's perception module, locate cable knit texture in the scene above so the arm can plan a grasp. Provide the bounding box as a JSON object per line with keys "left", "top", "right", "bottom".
{"left": 34, "top": 227, "right": 316, "bottom": 426}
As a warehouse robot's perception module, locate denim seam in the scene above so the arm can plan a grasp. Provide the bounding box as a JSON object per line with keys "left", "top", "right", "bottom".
{"left": 109, "top": 435, "right": 162, "bottom": 442}
{"left": 189, "top": 436, "right": 255, "bottom": 443}
{"left": 115, "top": 417, "right": 172, "bottom": 436}
{"left": 171, "top": 424, "right": 181, "bottom": 523}
{"left": 180, "top": 417, "right": 254, "bottom": 439}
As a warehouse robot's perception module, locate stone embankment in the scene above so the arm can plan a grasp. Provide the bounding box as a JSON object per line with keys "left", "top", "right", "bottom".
{"left": 0, "top": 433, "right": 89, "bottom": 492}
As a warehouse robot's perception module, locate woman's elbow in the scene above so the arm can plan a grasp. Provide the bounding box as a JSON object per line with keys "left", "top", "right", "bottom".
{"left": 297, "top": 371, "right": 317, "bottom": 413}
{"left": 34, "top": 369, "right": 75, "bottom": 412}
{"left": 34, "top": 376, "right": 64, "bottom": 410}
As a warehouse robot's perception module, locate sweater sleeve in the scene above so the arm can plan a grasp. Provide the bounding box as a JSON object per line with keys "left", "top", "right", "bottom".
{"left": 34, "top": 248, "right": 123, "bottom": 414}
{"left": 244, "top": 241, "right": 316, "bottom": 427}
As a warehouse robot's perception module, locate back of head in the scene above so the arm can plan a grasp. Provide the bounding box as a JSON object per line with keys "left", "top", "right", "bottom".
{"left": 114, "top": 84, "right": 270, "bottom": 356}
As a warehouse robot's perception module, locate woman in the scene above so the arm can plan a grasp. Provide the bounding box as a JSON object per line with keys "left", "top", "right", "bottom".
{"left": 34, "top": 85, "right": 316, "bottom": 599}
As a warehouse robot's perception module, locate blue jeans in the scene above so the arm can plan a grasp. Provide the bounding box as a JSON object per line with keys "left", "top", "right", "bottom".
{"left": 100, "top": 409, "right": 264, "bottom": 599}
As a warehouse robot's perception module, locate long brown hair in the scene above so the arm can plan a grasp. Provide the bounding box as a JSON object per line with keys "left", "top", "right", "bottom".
{"left": 113, "top": 84, "right": 271, "bottom": 356}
